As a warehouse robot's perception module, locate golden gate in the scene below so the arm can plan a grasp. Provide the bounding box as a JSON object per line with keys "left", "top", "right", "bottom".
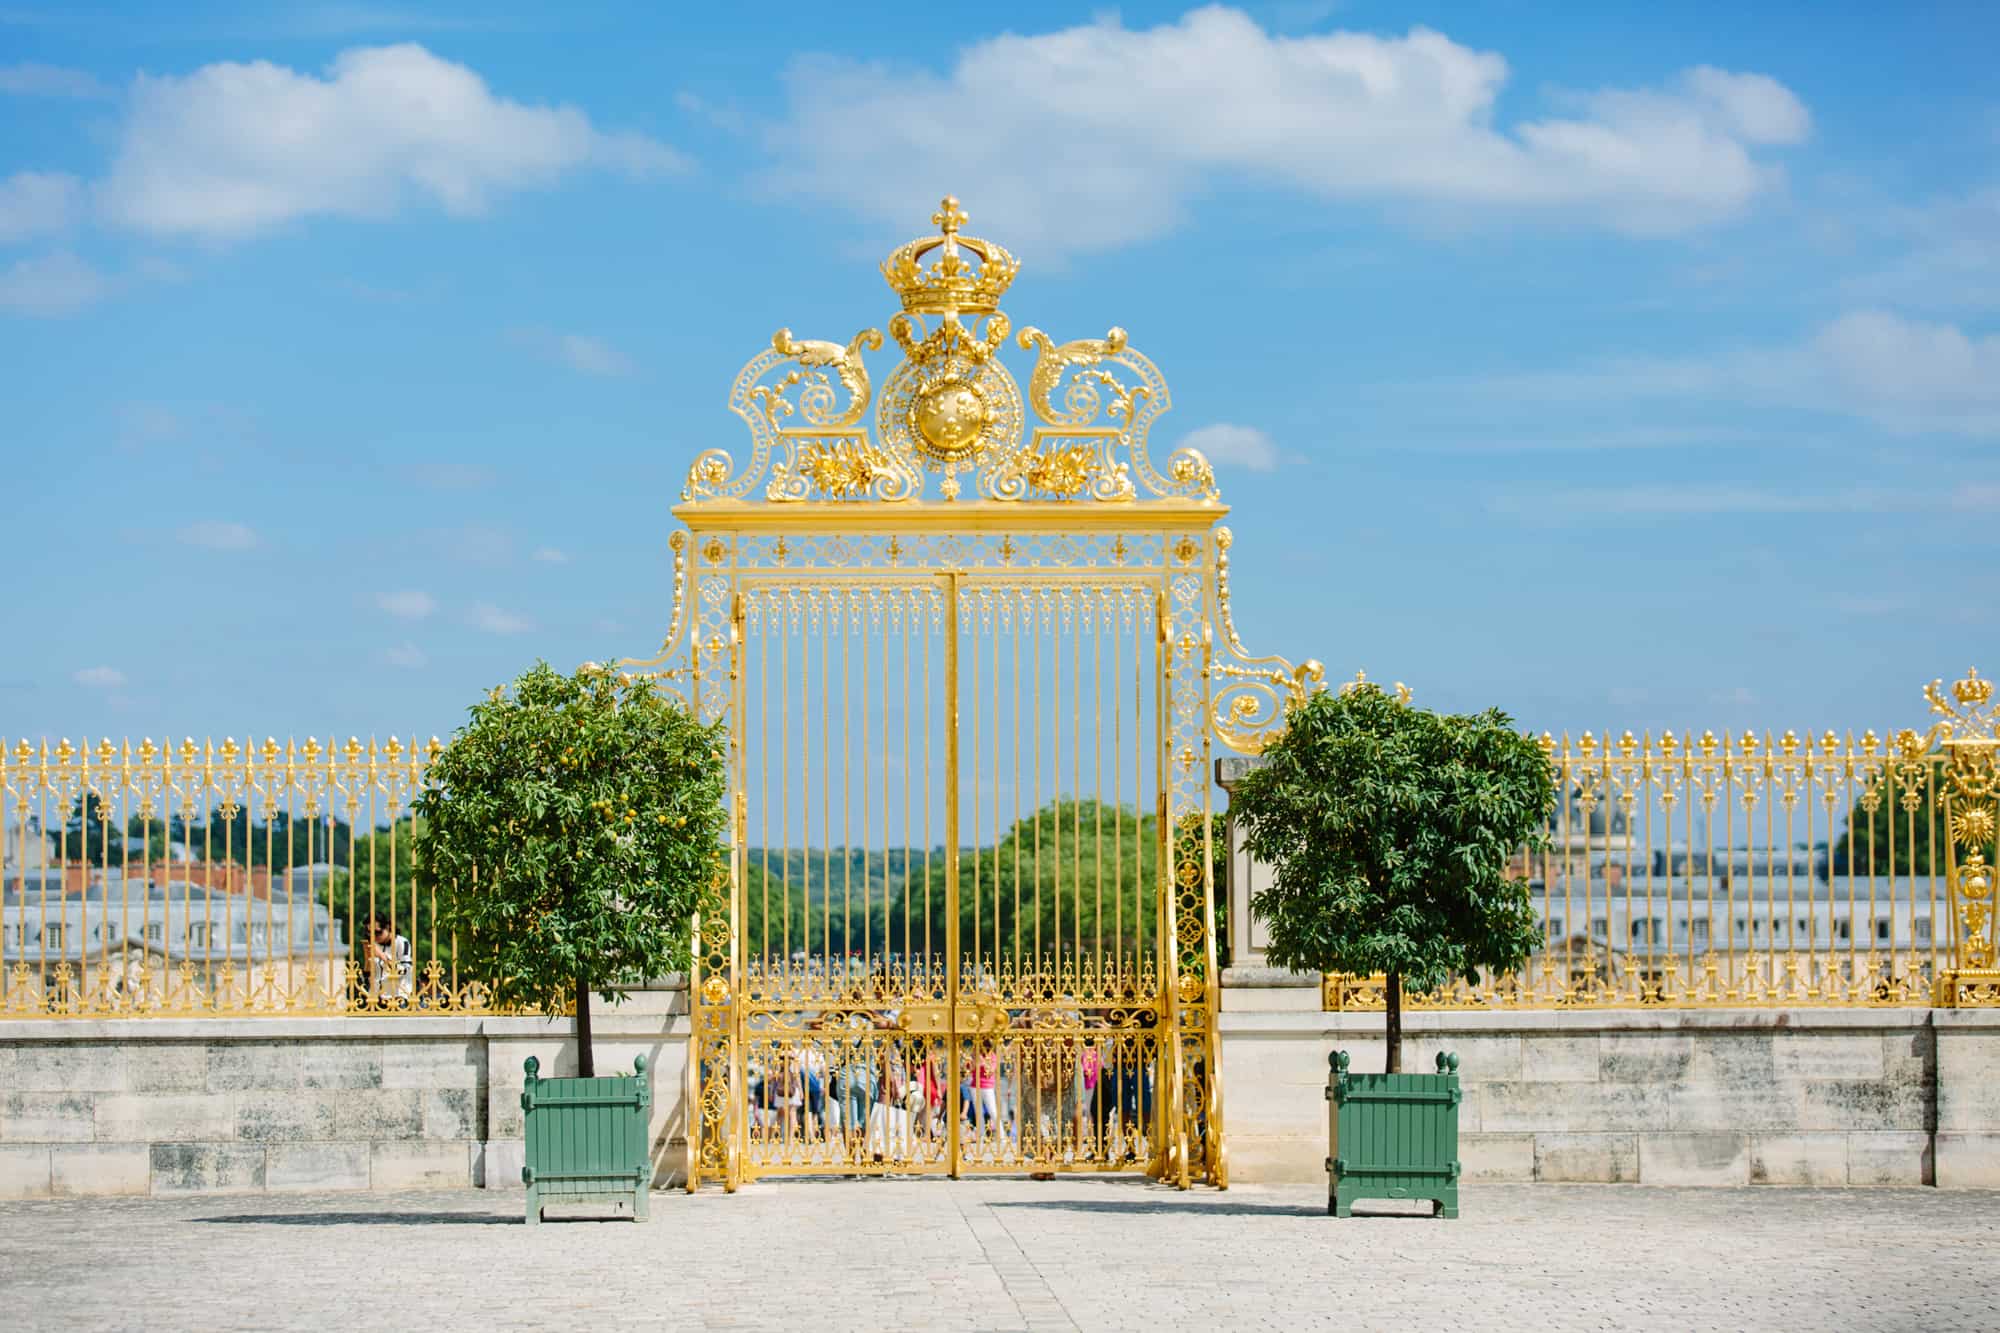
{"left": 621, "top": 197, "right": 1316, "bottom": 1189}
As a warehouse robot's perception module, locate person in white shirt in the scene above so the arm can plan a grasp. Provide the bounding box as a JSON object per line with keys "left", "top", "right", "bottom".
{"left": 366, "top": 917, "right": 414, "bottom": 1005}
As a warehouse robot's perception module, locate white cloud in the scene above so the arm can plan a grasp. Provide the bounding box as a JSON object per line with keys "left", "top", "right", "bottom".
{"left": 1674, "top": 67, "right": 1810, "bottom": 145}
{"left": 177, "top": 519, "right": 258, "bottom": 550}
{"left": 0, "top": 172, "right": 82, "bottom": 242}
{"left": 765, "top": 9, "right": 1807, "bottom": 255}
{"left": 557, "top": 333, "right": 632, "bottom": 376}
{"left": 381, "top": 642, "right": 427, "bottom": 669}
{"left": 1803, "top": 311, "right": 2000, "bottom": 436}
{"left": 0, "top": 62, "right": 111, "bottom": 98}
{"left": 1493, "top": 484, "right": 1914, "bottom": 518}
{"left": 1847, "top": 188, "right": 2000, "bottom": 311}
{"left": 96, "top": 43, "right": 686, "bottom": 239}
{"left": 376, "top": 589, "right": 436, "bottom": 619}
{"left": 0, "top": 251, "right": 108, "bottom": 315}
{"left": 72, "top": 666, "right": 126, "bottom": 689}
{"left": 468, "top": 602, "right": 533, "bottom": 634}
{"left": 1178, "top": 423, "right": 1280, "bottom": 471}
{"left": 1489, "top": 478, "right": 2000, "bottom": 520}
{"left": 1439, "top": 311, "right": 2000, "bottom": 438}
{"left": 511, "top": 328, "right": 633, "bottom": 376}
{"left": 531, "top": 546, "right": 568, "bottom": 563}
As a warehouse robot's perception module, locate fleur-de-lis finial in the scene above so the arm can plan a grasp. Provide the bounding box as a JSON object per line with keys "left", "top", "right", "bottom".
{"left": 932, "top": 195, "right": 967, "bottom": 236}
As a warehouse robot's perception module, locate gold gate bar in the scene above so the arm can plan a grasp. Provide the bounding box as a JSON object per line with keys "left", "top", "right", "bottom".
{"left": 944, "top": 571, "right": 962, "bottom": 1178}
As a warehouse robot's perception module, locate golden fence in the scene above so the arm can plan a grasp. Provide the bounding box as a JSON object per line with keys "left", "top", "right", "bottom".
{"left": 1324, "top": 670, "right": 2000, "bottom": 1011}
{"left": 8, "top": 676, "right": 1996, "bottom": 1019}
{"left": 0, "top": 736, "right": 502, "bottom": 1017}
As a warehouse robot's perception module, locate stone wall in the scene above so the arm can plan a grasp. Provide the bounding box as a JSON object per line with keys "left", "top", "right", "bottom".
{"left": 0, "top": 984, "right": 688, "bottom": 1200}
{"left": 7, "top": 975, "right": 1996, "bottom": 1197}
{"left": 1220, "top": 970, "right": 2000, "bottom": 1188}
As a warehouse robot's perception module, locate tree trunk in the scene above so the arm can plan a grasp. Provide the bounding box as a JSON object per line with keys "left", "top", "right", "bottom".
{"left": 575, "top": 973, "right": 595, "bottom": 1078}
{"left": 1384, "top": 970, "right": 1402, "bottom": 1074}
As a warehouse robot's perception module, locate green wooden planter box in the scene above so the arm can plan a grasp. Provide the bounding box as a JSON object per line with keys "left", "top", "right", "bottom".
{"left": 1325, "top": 1049, "right": 1461, "bottom": 1218}
{"left": 521, "top": 1054, "right": 652, "bottom": 1225}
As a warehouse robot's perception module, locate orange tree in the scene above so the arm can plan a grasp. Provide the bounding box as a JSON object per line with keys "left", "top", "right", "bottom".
{"left": 418, "top": 662, "right": 727, "bottom": 1076}
{"left": 1229, "top": 680, "right": 1550, "bottom": 1073}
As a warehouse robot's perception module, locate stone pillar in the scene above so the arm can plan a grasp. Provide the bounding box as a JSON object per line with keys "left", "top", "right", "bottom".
{"left": 1216, "top": 756, "right": 1275, "bottom": 968}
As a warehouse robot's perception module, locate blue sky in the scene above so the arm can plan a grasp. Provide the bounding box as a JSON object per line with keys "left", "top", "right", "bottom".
{"left": 2, "top": 1, "right": 1996, "bottom": 749}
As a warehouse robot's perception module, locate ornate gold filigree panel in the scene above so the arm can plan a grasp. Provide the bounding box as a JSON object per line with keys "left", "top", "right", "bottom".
{"left": 1926, "top": 670, "right": 2000, "bottom": 1005}
{"left": 678, "top": 198, "right": 1248, "bottom": 510}
{"left": 632, "top": 193, "right": 1324, "bottom": 1191}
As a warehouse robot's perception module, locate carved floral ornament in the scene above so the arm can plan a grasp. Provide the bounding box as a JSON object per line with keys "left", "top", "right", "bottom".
{"left": 1919, "top": 668, "right": 2000, "bottom": 1003}
{"left": 680, "top": 196, "right": 1218, "bottom": 505}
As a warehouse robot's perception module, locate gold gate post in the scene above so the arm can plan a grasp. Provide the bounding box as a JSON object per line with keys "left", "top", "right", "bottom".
{"left": 1154, "top": 585, "right": 1190, "bottom": 1189}
{"left": 725, "top": 590, "right": 748, "bottom": 1191}
{"left": 944, "top": 571, "right": 964, "bottom": 1177}
{"left": 1930, "top": 670, "right": 2000, "bottom": 1006}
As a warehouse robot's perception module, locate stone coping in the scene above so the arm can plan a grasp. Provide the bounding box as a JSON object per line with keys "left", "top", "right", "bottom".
{"left": 1222, "top": 966, "right": 1318, "bottom": 988}
{"left": 0, "top": 1012, "right": 681, "bottom": 1043}
{"left": 1218, "top": 1005, "right": 1958, "bottom": 1036}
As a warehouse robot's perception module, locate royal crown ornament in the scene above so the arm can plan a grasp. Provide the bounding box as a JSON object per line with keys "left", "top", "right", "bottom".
{"left": 691, "top": 192, "right": 1222, "bottom": 506}
{"left": 881, "top": 195, "right": 1019, "bottom": 315}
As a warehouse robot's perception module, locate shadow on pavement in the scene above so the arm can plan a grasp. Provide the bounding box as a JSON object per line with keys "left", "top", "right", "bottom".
{"left": 195, "top": 1211, "right": 521, "bottom": 1227}
{"left": 989, "top": 1198, "right": 1327, "bottom": 1219}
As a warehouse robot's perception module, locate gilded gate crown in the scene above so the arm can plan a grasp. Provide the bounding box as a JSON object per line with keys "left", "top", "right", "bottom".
{"left": 691, "top": 191, "right": 1231, "bottom": 508}
{"left": 880, "top": 195, "right": 1019, "bottom": 314}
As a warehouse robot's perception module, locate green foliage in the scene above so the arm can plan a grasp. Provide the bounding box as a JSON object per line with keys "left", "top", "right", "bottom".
{"left": 57, "top": 793, "right": 354, "bottom": 870}
{"left": 1232, "top": 683, "right": 1552, "bottom": 993}
{"left": 60, "top": 793, "right": 120, "bottom": 865}
{"left": 195, "top": 807, "right": 353, "bottom": 869}
{"left": 896, "top": 800, "right": 1163, "bottom": 963}
{"left": 737, "top": 799, "right": 1225, "bottom": 968}
{"left": 1830, "top": 768, "right": 1943, "bottom": 877}
{"left": 743, "top": 847, "right": 902, "bottom": 960}
{"left": 416, "top": 662, "right": 729, "bottom": 1016}
{"left": 319, "top": 817, "right": 445, "bottom": 971}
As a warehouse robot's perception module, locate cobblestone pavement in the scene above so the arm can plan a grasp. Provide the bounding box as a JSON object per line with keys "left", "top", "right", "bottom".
{"left": 2, "top": 1179, "right": 1998, "bottom": 1331}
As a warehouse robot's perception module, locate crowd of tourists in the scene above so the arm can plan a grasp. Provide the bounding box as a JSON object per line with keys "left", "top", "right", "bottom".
{"left": 742, "top": 1007, "right": 1156, "bottom": 1171}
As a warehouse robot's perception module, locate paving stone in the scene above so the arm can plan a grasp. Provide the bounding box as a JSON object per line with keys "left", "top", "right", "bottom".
{"left": 3, "top": 1179, "right": 2000, "bottom": 1330}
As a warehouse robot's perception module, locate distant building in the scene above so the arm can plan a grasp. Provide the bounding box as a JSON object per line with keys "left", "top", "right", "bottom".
{"left": 1, "top": 872, "right": 350, "bottom": 1012}
{"left": 2, "top": 820, "right": 58, "bottom": 883}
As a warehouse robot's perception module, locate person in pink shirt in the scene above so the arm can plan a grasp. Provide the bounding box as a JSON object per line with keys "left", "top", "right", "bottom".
{"left": 965, "top": 1044, "right": 1000, "bottom": 1141}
